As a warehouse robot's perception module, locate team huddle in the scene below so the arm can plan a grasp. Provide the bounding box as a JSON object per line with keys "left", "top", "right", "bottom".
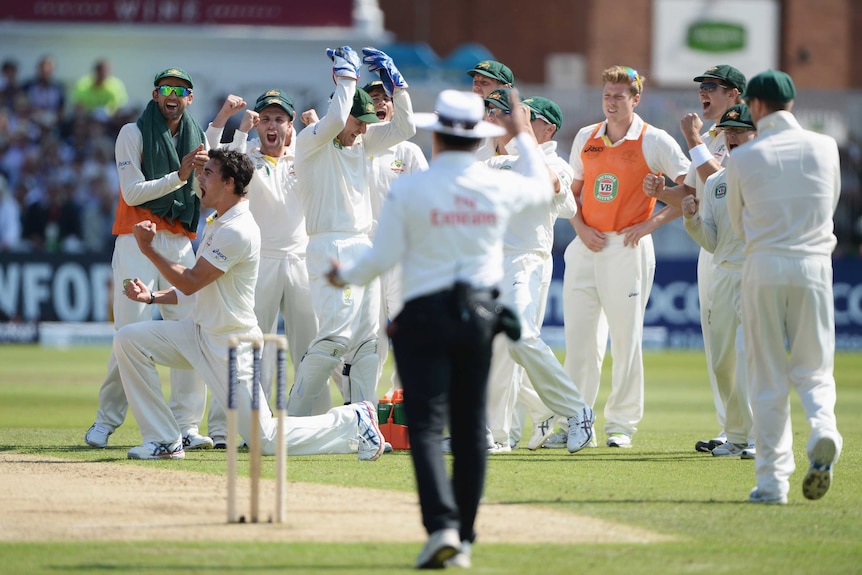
{"left": 81, "top": 46, "right": 842, "bottom": 569}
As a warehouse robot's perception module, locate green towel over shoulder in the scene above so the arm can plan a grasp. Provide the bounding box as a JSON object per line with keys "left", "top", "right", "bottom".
{"left": 136, "top": 100, "right": 204, "bottom": 233}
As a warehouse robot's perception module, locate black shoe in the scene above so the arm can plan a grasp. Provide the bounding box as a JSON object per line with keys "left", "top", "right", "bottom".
{"left": 695, "top": 438, "right": 726, "bottom": 453}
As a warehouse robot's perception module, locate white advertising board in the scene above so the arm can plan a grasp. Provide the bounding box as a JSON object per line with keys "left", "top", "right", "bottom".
{"left": 652, "top": 0, "right": 779, "bottom": 87}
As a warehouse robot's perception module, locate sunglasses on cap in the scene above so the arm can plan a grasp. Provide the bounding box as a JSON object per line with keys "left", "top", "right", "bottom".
{"left": 699, "top": 82, "right": 729, "bottom": 93}
{"left": 622, "top": 66, "right": 642, "bottom": 92}
{"left": 529, "top": 111, "right": 552, "bottom": 125}
{"left": 486, "top": 107, "right": 510, "bottom": 119}
{"left": 720, "top": 126, "right": 754, "bottom": 134}
{"left": 157, "top": 85, "right": 193, "bottom": 97}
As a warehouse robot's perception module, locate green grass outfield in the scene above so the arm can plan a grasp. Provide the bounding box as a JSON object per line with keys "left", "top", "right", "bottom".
{"left": 1, "top": 345, "right": 860, "bottom": 574}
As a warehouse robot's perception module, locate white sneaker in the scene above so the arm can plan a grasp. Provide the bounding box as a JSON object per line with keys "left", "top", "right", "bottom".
{"left": 182, "top": 432, "right": 214, "bottom": 450}
{"left": 85, "top": 423, "right": 112, "bottom": 448}
{"left": 445, "top": 540, "right": 472, "bottom": 568}
{"left": 567, "top": 407, "right": 595, "bottom": 453}
{"left": 211, "top": 436, "right": 227, "bottom": 450}
{"left": 711, "top": 442, "right": 746, "bottom": 457}
{"left": 356, "top": 400, "right": 385, "bottom": 461}
{"left": 802, "top": 436, "right": 837, "bottom": 500}
{"left": 542, "top": 430, "right": 568, "bottom": 449}
{"left": 748, "top": 487, "right": 787, "bottom": 505}
{"left": 606, "top": 432, "right": 632, "bottom": 448}
{"left": 415, "top": 527, "right": 460, "bottom": 569}
{"left": 127, "top": 440, "right": 185, "bottom": 460}
{"left": 488, "top": 441, "right": 511, "bottom": 454}
{"left": 740, "top": 446, "right": 756, "bottom": 459}
{"left": 527, "top": 417, "right": 555, "bottom": 450}
{"left": 588, "top": 425, "right": 598, "bottom": 448}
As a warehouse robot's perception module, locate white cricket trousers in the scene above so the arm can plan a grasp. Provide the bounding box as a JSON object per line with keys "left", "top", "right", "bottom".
{"left": 487, "top": 252, "right": 587, "bottom": 444}
{"left": 114, "top": 317, "right": 365, "bottom": 456}
{"left": 741, "top": 253, "right": 842, "bottom": 498}
{"left": 699, "top": 248, "right": 727, "bottom": 435}
{"left": 289, "top": 232, "right": 381, "bottom": 415}
{"left": 95, "top": 233, "right": 206, "bottom": 434}
{"left": 207, "top": 251, "right": 326, "bottom": 437}
{"left": 707, "top": 265, "right": 752, "bottom": 445}
{"left": 562, "top": 233, "right": 655, "bottom": 437}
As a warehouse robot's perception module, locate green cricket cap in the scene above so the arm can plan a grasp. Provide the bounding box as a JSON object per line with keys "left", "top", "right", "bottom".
{"left": 522, "top": 96, "right": 563, "bottom": 131}
{"left": 484, "top": 88, "right": 512, "bottom": 112}
{"left": 743, "top": 69, "right": 796, "bottom": 103}
{"left": 153, "top": 67, "right": 194, "bottom": 88}
{"left": 693, "top": 64, "right": 746, "bottom": 92}
{"left": 716, "top": 104, "right": 755, "bottom": 129}
{"left": 351, "top": 87, "right": 380, "bottom": 123}
{"left": 467, "top": 60, "right": 514, "bottom": 87}
{"left": 254, "top": 89, "right": 296, "bottom": 117}
{"left": 362, "top": 80, "right": 386, "bottom": 94}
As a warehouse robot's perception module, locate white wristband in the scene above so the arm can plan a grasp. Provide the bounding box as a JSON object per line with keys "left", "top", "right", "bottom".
{"left": 689, "top": 143, "right": 712, "bottom": 168}
{"left": 172, "top": 287, "right": 195, "bottom": 305}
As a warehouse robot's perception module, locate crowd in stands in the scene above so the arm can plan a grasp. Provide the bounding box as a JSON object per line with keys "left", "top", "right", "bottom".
{"left": 0, "top": 56, "right": 129, "bottom": 254}
{"left": 1, "top": 54, "right": 861, "bottom": 257}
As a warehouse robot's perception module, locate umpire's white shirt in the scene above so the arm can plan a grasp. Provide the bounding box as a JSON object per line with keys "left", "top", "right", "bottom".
{"left": 341, "top": 133, "right": 553, "bottom": 301}
{"left": 294, "top": 78, "right": 416, "bottom": 236}
{"left": 194, "top": 201, "right": 260, "bottom": 334}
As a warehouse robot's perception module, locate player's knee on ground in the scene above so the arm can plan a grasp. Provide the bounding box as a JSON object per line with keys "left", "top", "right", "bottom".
{"left": 288, "top": 340, "right": 346, "bottom": 416}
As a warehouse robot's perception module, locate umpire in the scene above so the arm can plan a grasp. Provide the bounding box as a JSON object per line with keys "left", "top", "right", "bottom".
{"left": 327, "top": 89, "right": 553, "bottom": 568}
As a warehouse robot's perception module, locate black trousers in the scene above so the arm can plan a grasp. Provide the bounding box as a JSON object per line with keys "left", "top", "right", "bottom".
{"left": 391, "top": 288, "right": 496, "bottom": 544}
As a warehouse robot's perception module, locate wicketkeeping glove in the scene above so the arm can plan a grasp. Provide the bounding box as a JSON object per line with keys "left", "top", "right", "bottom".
{"left": 326, "top": 46, "right": 361, "bottom": 80}
{"left": 362, "top": 47, "right": 408, "bottom": 97}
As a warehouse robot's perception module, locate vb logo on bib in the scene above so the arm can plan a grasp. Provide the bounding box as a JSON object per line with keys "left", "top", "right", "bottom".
{"left": 594, "top": 173, "right": 618, "bottom": 202}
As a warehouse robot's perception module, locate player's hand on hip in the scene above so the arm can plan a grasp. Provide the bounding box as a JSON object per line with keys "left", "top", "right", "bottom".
{"left": 239, "top": 110, "right": 259, "bottom": 133}
{"left": 681, "top": 195, "right": 700, "bottom": 218}
{"left": 621, "top": 220, "right": 654, "bottom": 248}
{"left": 581, "top": 227, "right": 607, "bottom": 253}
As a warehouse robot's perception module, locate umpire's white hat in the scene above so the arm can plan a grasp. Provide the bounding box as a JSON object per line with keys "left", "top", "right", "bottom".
{"left": 414, "top": 90, "right": 505, "bottom": 139}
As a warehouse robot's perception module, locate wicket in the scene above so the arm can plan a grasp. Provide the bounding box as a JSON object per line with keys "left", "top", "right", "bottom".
{"left": 226, "top": 334, "right": 288, "bottom": 524}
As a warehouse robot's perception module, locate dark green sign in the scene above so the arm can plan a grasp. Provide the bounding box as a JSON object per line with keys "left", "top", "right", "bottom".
{"left": 687, "top": 21, "right": 746, "bottom": 52}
